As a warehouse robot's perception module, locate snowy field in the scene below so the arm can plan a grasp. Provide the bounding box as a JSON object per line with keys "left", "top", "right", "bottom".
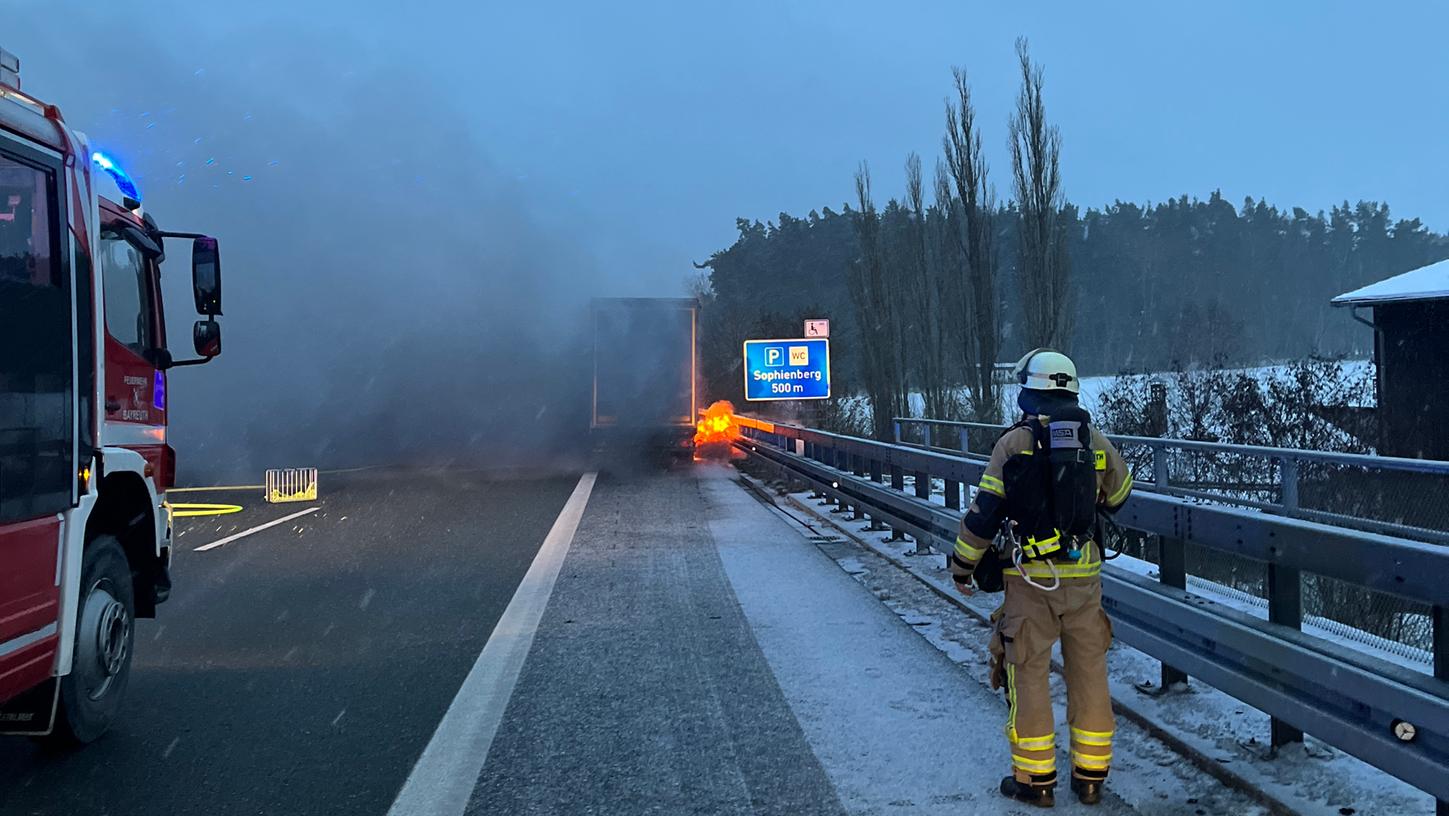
{"left": 825, "top": 359, "right": 1377, "bottom": 431}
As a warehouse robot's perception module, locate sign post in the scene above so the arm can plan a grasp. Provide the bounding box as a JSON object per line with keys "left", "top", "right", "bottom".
{"left": 743, "top": 338, "right": 831, "bottom": 401}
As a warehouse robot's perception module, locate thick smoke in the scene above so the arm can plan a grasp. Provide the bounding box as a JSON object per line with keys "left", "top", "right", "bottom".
{"left": 8, "top": 5, "right": 634, "bottom": 481}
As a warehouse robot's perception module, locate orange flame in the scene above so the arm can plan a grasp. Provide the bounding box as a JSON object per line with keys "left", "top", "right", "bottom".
{"left": 694, "top": 400, "right": 741, "bottom": 448}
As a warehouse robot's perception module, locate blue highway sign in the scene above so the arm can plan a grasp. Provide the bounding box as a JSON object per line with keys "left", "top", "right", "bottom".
{"left": 742, "top": 338, "right": 831, "bottom": 401}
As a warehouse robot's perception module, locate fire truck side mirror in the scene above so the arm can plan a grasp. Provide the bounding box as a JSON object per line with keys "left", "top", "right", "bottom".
{"left": 192, "top": 236, "right": 222, "bottom": 316}
{"left": 193, "top": 319, "right": 222, "bottom": 359}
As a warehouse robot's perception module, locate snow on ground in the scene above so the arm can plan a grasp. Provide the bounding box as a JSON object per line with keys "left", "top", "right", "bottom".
{"left": 758, "top": 478, "right": 1433, "bottom": 816}
{"left": 1072, "top": 359, "right": 1378, "bottom": 414}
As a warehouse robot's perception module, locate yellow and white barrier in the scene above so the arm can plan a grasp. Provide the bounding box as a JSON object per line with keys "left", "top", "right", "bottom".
{"left": 265, "top": 468, "right": 319, "bottom": 503}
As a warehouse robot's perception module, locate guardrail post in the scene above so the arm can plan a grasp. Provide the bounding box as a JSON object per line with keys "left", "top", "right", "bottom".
{"left": 820, "top": 444, "right": 839, "bottom": 508}
{"left": 893, "top": 419, "right": 902, "bottom": 444}
{"left": 1148, "top": 427, "right": 1188, "bottom": 691}
{"left": 944, "top": 476, "right": 961, "bottom": 511}
{"left": 867, "top": 458, "right": 888, "bottom": 530}
{"left": 922, "top": 424, "right": 932, "bottom": 450}
{"left": 912, "top": 469, "right": 932, "bottom": 554}
{"left": 849, "top": 453, "right": 866, "bottom": 520}
{"left": 783, "top": 436, "right": 798, "bottom": 491}
{"left": 1158, "top": 534, "right": 1189, "bottom": 691}
{"left": 1430, "top": 603, "right": 1449, "bottom": 697}
{"left": 1280, "top": 456, "right": 1300, "bottom": 514}
{"left": 1268, "top": 561, "right": 1304, "bottom": 748}
{"left": 829, "top": 446, "right": 848, "bottom": 514}
{"left": 1436, "top": 605, "right": 1449, "bottom": 816}
{"left": 888, "top": 463, "right": 907, "bottom": 541}
{"left": 805, "top": 442, "right": 825, "bottom": 499}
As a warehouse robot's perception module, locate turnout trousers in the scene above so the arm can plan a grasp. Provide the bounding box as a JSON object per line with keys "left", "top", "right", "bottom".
{"left": 989, "top": 573, "right": 1115, "bottom": 785}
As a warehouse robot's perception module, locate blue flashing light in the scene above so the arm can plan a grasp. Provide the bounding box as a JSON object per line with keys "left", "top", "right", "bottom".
{"left": 91, "top": 150, "right": 141, "bottom": 202}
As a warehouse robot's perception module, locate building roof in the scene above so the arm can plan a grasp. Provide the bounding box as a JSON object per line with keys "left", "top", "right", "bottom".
{"left": 1332, "top": 257, "right": 1449, "bottom": 307}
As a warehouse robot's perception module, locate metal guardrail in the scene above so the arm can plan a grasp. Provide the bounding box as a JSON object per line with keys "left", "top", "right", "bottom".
{"left": 895, "top": 417, "right": 1449, "bottom": 546}
{"left": 735, "top": 416, "right": 1449, "bottom": 812}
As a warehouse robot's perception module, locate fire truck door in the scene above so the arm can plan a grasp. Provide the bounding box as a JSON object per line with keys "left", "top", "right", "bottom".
{"left": 99, "top": 231, "right": 169, "bottom": 485}
{"left": 0, "top": 145, "right": 68, "bottom": 705}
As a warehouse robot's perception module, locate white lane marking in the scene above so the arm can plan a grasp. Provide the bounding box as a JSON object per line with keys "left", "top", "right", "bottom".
{"left": 386, "top": 472, "right": 598, "bottom": 816}
{"left": 193, "top": 506, "right": 319, "bottom": 552}
{"left": 162, "top": 737, "right": 180, "bottom": 759}
{"left": 358, "top": 588, "right": 376, "bottom": 610}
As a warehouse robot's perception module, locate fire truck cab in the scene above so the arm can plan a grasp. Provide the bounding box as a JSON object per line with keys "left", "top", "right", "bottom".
{"left": 0, "top": 48, "right": 223, "bottom": 742}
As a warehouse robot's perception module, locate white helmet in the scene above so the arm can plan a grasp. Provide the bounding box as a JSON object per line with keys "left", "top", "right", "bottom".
{"left": 1013, "top": 348, "right": 1079, "bottom": 394}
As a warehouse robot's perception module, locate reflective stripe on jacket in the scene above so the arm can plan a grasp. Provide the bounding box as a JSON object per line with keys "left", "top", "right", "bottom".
{"left": 951, "top": 419, "right": 1133, "bottom": 582}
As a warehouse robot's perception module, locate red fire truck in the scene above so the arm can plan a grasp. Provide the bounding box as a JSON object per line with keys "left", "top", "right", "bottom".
{"left": 0, "top": 49, "right": 224, "bottom": 742}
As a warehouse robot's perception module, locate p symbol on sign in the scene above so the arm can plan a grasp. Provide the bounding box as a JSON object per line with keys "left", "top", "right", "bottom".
{"left": 765, "top": 348, "right": 784, "bottom": 367}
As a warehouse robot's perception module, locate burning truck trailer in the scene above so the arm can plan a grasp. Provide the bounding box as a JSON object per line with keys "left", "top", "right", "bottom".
{"left": 590, "top": 298, "right": 699, "bottom": 463}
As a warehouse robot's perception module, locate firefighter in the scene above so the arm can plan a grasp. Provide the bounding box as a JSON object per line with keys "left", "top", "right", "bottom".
{"left": 950, "top": 349, "right": 1133, "bottom": 808}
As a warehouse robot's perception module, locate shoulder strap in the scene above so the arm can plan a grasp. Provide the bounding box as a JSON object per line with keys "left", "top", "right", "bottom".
{"left": 996, "top": 418, "right": 1034, "bottom": 444}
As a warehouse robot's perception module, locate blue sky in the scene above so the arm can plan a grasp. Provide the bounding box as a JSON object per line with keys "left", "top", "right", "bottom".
{"left": 8, "top": 0, "right": 1448, "bottom": 294}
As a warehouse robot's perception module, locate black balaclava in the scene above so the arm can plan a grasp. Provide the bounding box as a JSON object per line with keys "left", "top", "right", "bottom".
{"left": 1018, "top": 387, "right": 1079, "bottom": 418}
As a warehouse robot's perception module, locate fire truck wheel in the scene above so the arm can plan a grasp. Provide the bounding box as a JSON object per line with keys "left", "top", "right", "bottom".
{"left": 46, "top": 536, "right": 135, "bottom": 745}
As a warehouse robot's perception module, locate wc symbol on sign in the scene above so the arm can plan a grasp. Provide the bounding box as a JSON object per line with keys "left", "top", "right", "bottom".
{"left": 765, "top": 347, "right": 785, "bottom": 367}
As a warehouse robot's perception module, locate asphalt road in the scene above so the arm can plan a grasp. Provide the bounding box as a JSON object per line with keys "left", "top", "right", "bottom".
{"left": 0, "top": 460, "right": 1259, "bottom": 816}
{"left": 0, "top": 468, "right": 579, "bottom": 816}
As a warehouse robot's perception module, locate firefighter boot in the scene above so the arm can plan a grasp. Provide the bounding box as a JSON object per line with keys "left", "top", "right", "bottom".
{"left": 1000, "top": 773, "right": 1056, "bottom": 808}
{"left": 1070, "top": 771, "right": 1106, "bottom": 805}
